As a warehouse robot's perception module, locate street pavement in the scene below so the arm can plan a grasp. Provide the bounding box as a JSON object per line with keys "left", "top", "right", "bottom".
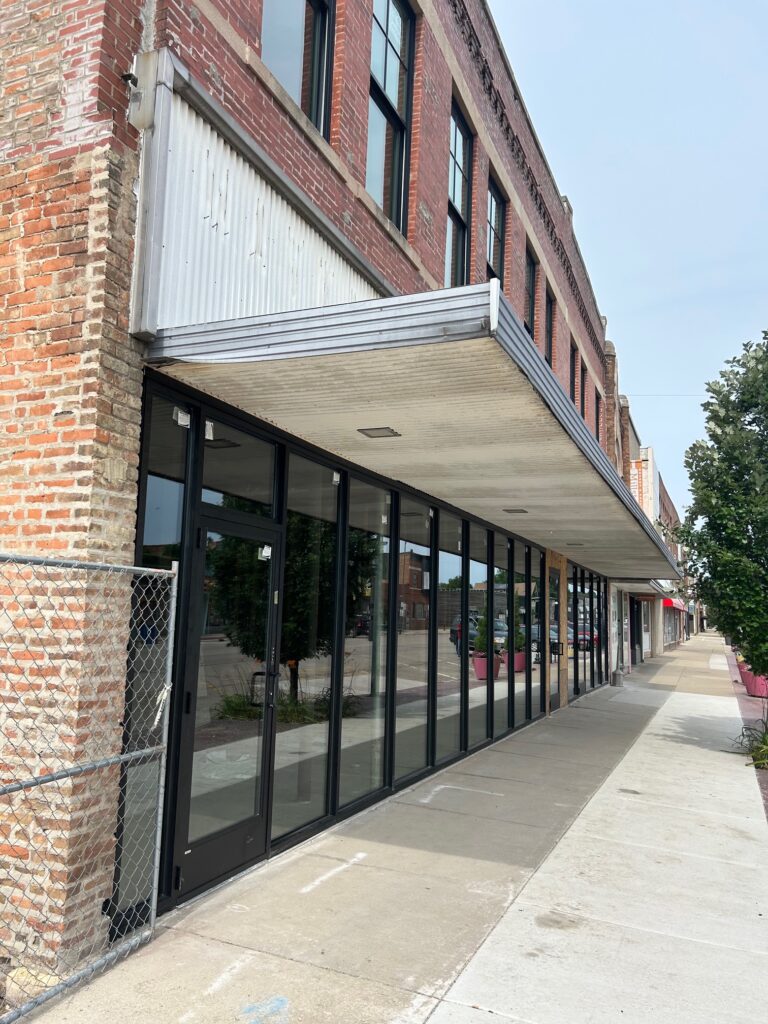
{"left": 33, "top": 633, "right": 768, "bottom": 1024}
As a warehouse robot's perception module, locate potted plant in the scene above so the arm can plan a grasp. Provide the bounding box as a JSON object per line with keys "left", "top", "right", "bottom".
{"left": 472, "top": 614, "right": 501, "bottom": 681}
{"left": 513, "top": 625, "right": 526, "bottom": 673}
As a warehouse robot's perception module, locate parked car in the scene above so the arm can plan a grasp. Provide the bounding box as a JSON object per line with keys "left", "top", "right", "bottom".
{"left": 450, "top": 615, "right": 507, "bottom": 654}
{"left": 577, "top": 626, "right": 598, "bottom": 651}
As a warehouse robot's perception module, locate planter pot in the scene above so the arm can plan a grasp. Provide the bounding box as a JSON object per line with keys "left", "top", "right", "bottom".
{"left": 472, "top": 653, "right": 501, "bottom": 681}
{"left": 745, "top": 673, "right": 768, "bottom": 698}
{"left": 743, "top": 667, "right": 755, "bottom": 690}
{"left": 501, "top": 650, "right": 509, "bottom": 671}
{"left": 513, "top": 651, "right": 526, "bottom": 673}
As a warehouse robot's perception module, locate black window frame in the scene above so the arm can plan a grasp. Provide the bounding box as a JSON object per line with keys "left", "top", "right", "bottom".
{"left": 366, "top": 0, "right": 414, "bottom": 232}
{"left": 544, "top": 287, "right": 555, "bottom": 367}
{"left": 580, "top": 363, "right": 587, "bottom": 419}
{"left": 524, "top": 245, "right": 537, "bottom": 336}
{"left": 595, "top": 390, "right": 602, "bottom": 442}
{"left": 445, "top": 102, "right": 473, "bottom": 288}
{"left": 486, "top": 175, "right": 505, "bottom": 284}
{"left": 261, "top": 0, "right": 334, "bottom": 139}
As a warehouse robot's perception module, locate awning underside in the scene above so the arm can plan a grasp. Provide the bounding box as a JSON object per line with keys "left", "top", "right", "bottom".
{"left": 148, "top": 285, "right": 679, "bottom": 580}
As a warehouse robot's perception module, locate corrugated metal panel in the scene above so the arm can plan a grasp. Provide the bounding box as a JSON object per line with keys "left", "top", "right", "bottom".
{"left": 156, "top": 95, "right": 378, "bottom": 329}
{"left": 150, "top": 283, "right": 493, "bottom": 362}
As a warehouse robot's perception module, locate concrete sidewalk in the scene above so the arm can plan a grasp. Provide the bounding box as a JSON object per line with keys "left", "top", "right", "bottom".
{"left": 35, "top": 634, "right": 768, "bottom": 1024}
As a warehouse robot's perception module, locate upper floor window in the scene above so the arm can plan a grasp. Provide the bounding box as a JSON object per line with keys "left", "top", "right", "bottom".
{"left": 366, "top": 0, "right": 412, "bottom": 230}
{"left": 569, "top": 338, "right": 577, "bottom": 402}
{"left": 445, "top": 104, "right": 472, "bottom": 288}
{"left": 486, "top": 177, "right": 505, "bottom": 283}
{"left": 544, "top": 288, "right": 555, "bottom": 367}
{"left": 580, "top": 363, "right": 587, "bottom": 418}
{"left": 261, "top": 0, "right": 333, "bottom": 136}
{"left": 524, "top": 245, "right": 537, "bottom": 335}
{"left": 595, "top": 390, "right": 602, "bottom": 442}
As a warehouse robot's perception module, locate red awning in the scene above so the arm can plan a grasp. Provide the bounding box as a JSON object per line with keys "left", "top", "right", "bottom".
{"left": 663, "top": 598, "right": 686, "bottom": 611}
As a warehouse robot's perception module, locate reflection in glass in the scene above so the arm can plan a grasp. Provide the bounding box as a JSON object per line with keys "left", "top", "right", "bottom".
{"left": 530, "top": 547, "right": 544, "bottom": 719}
{"left": 371, "top": 0, "right": 409, "bottom": 117}
{"left": 593, "top": 577, "right": 598, "bottom": 688}
{"left": 579, "top": 570, "right": 589, "bottom": 689}
{"left": 189, "top": 531, "right": 272, "bottom": 843}
{"left": 261, "top": 0, "right": 328, "bottom": 129}
{"left": 339, "top": 481, "right": 391, "bottom": 806}
{"left": 567, "top": 564, "right": 577, "bottom": 700}
{"left": 271, "top": 456, "right": 337, "bottom": 839}
{"left": 492, "top": 535, "right": 510, "bottom": 736}
{"left": 436, "top": 514, "right": 462, "bottom": 761}
{"left": 202, "top": 419, "right": 275, "bottom": 517}
{"left": 395, "top": 498, "right": 431, "bottom": 780}
{"left": 549, "top": 567, "right": 561, "bottom": 711}
{"left": 468, "top": 525, "right": 489, "bottom": 747}
{"left": 143, "top": 396, "right": 189, "bottom": 570}
{"left": 513, "top": 544, "right": 526, "bottom": 726}
{"left": 366, "top": 97, "right": 402, "bottom": 221}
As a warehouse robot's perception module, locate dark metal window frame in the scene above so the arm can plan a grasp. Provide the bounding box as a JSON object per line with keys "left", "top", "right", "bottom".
{"left": 137, "top": 370, "right": 611, "bottom": 912}
{"left": 544, "top": 287, "right": 555, "bottom": 367}
{"left": 569, "top": 338, "right": 577, "bottom": 403}
{"left": 367, "top": 0, "right": 414, "bottom": 232}
{"left": 486, "top": 175, "right": 505, "bottom": 284}
{"left": 262, "top": 0, "right": 335, "bottom": 139}
{"left": 524, "top": 244, "right": 537, "bottom": 336}
{"left": 446, "top": 102, "right": 473, "bottom": 288}
{"left": 580, "top": 362, "right": 587, "bottom": 418}
{"left": 595, "top": 390, "right": 602, "bottom": 443}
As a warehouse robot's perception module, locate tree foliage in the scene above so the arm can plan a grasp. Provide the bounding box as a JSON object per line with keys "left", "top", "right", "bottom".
{"left": 678, "top": 334, "right": 768, "bottom": 674}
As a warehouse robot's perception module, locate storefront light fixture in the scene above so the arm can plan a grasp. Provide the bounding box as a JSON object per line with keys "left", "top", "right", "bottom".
{"left": 502, "top": 508, "right": 528, "bottom": 514}
{"left": 357, "top": 426, "right": 401, "bottom": 438}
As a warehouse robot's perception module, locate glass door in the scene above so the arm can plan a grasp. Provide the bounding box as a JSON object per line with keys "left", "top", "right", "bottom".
{"left": 174, "top": 519, "right": 281, "bottom": 897}
{"left": 548, "top": 567, "right": 561, "bottom": 711}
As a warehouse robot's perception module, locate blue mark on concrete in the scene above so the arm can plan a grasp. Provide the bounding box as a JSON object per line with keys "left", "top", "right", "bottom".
{"left": 241, "top": 996, "right": 289, "bottom": 1023}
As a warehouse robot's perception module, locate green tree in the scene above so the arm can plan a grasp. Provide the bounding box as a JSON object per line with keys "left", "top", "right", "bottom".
{"left": 439, "top": 575, "right": 463, "bottom": 591}
{"left": 679, "top": 335, "right": 768, "bottom": 675}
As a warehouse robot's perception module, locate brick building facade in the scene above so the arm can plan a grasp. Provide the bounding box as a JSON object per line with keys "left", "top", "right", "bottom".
{"left": 1, "top": 0, "right": 679, "bottom": 1010}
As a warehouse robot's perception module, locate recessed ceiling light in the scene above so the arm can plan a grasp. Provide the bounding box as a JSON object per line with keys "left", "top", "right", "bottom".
{"left": 357, "top": 426, "right": 401, "bottom": 438}
{"left": 502, "top": 508, "right": 528, "bottom": 514}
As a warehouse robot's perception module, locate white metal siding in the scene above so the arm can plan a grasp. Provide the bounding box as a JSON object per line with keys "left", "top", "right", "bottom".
{"left": 156, "top": 96, "right": 378, "bottom": 329}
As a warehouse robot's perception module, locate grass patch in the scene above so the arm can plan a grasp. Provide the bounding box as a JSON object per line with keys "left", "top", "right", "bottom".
{"left": 737, "top": 712, "right": 768, "bottom": 770}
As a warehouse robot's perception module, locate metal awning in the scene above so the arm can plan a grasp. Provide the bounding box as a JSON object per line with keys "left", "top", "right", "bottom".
{"left": 147, "top": 282, "right": 680, "bottom": 580}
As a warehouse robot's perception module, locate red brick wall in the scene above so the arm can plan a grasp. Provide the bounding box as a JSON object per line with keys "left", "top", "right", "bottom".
{"left": 330, "top": 0, "right": 373, "bottom": 185}
{"left": 146, "top": 0, "right": 608, "bottom": 447}
{"left": 1, "top": 0, "right": 145, "bottom": 998}
{"left": 406, "top": 17, "right": 452, "bottom": 284}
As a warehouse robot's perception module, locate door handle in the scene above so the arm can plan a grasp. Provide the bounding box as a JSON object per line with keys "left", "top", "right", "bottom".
{"left": 559, "top": 642, "right": 564, "bottom": 655}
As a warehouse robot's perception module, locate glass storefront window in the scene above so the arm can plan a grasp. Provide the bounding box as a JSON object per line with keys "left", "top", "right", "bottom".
{"left": 142, "top": 396, "right": 189, "bottom": 570}
{"left": 271, "top": 455, "right": 338, "bottom": 840}
{"left": 202, "top": 418, "right": 275, "bottom": 518}
{"left": 395, "top": 498, "right": 431, "bottom": 780}
{"left": 492, "top": 534, "right": 510, "bottom": 736}
{"left": 468, "top": 525, "right": 489, "bottom": 747}
{"left": 513, "top": 543, "right": 526, "bottom": 726}
{"left": 567, "top": 563, "right": 577, "bottom": 700}
{"left": 530, "top": 546, "right": 544, "bottom": 718}
{"left": 436, "top": 513, "right": 463, "bottom": 761}
{"left": 339, "top": 480, "right": 391, "bottom": 806}
{"left": 549, "top": 565, "right": 561, "bottom": 711}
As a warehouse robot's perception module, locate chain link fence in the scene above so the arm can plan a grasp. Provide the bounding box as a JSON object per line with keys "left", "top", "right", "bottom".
{"left": 0, "top": 553, "right": 177, "bottom": 1023}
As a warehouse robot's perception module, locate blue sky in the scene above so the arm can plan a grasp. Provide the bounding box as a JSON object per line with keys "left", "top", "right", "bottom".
{"left": 487, "top": 0, "right": 767, "bottom": 513}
